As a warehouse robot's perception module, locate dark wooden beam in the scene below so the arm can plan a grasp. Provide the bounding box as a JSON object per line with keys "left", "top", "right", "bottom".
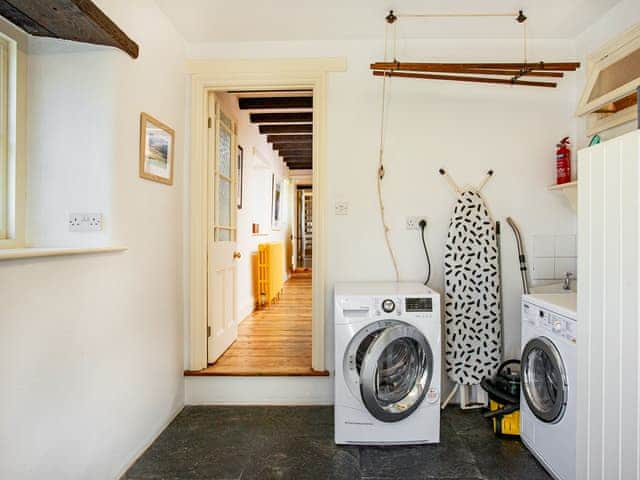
{"left": 259, "top": 124, "right": 313, "bottom": 134}
{"left": 283, "top": 158, "right": 312, "bottom": 165}
{"left": 273, "top": 143, "right": 312, "bottom": 152}
{"left": 267, "top": 134, "right": 312, "bottom": 144}
{"left": 239, "top": 96, "right": 313, "bottom": 110}
{"left": 250, "top": 112, "right": 312, "bottom": 123}
{"left": 276, "top": 146, "right": 312, "bottom": 154}
{"left": 288, "top": 164, "right": 312, "bottom": 170}
{"left": 0, "top": 0, "right": 139, "bottom": 58}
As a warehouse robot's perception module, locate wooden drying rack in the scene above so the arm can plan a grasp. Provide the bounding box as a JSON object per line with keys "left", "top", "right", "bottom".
{"left": 371, "top": 10, "right": 580, "bottom": 88}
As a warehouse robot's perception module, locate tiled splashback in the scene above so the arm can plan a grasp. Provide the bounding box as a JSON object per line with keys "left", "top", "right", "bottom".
{"left": 531, "top": 235, "right": 577, "bottom": 280}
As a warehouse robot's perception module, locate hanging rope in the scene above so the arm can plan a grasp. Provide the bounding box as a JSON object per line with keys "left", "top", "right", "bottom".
{"left": 377, "top": 23, "right": 400, "bottom": 282}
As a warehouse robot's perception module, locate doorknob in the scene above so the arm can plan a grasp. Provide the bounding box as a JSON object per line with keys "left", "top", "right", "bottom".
{"left": 233, "top": 251, "right": 242, "bottom": 259}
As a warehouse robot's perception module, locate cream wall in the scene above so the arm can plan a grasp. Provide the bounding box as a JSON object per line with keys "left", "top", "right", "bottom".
{"left": 188, "top": 38, "right": 578, "bottom": 372}
{"left": 215, "top": 92, "right": 291, "bottom": 320}
{"left": 0, "top": 1, "right": 187, "bottom": 478}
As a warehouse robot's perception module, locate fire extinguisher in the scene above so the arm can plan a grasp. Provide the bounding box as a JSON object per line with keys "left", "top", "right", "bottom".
{"left": 556, "top": 137, "right": 571, "bottom": 185}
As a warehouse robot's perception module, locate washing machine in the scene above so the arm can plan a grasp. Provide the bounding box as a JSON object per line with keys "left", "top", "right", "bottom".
{"left": 334, "top": 282, "right": 441, "bottom": 445}
{"left": 520, "top": 293, "right": 577, "bottom": 480}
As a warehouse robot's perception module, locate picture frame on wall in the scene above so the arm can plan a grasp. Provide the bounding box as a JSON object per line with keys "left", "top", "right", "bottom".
{"left": 271, "top": 173, "right": 282, "bottom": 230}
{"left": 237, "top": 145, "right": 244, "bottom": 209}
{"left": 139, "top": 112, "right": 175, "bottom": 185}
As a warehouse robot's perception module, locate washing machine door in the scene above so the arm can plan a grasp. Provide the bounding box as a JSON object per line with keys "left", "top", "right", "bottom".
{"left": 346, "top": 320, "right": 434, "bottom": 423}
{"left": 521, "top": 336, "right": 568, "bottom": 423}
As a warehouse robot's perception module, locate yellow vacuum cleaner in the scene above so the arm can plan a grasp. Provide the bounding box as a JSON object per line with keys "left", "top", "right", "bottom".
{"left": 481, "top": 360, "right": 521, "bottom": 436}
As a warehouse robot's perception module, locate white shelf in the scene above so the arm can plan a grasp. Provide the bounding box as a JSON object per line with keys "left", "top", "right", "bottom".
{"left": 0, "top": 245, "right": 128, "bottom": 261}
{"left": 548, "top": 181, "right": 578, "bottom": 211}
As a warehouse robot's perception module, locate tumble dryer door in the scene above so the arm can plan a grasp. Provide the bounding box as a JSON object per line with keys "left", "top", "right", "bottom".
{"left": 345, "top": 320, "right": 434, "bottom": 423}
{"left": 521, "top": 336, "right": 568, "bottom": 423}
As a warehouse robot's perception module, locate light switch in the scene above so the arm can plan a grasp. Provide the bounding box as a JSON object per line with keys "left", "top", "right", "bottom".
{"left": 335, "top": 201, "right": 349, "bottom": 215}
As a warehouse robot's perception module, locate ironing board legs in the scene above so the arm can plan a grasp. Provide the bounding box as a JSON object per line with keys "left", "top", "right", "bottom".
{"left": 441, "top": 383, "right": 489, "bottom": 410}
{"left": 441, "top": 383, "right": 459, "bottom": 410}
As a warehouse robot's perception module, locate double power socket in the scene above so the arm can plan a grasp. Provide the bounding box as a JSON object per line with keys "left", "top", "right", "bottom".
{"left": 406, "top": 217, "right": 428, "bottom": 230}
{"left": 69, "top": 213, "right": 103, "bottom": 232}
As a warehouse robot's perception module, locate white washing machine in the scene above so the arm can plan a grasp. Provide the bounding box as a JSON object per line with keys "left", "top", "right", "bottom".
{"left": 520, "top": 293, "right": 577, "bottom": 480}
{"left": 334, "top": 282, "right": 441, "bottom": 445}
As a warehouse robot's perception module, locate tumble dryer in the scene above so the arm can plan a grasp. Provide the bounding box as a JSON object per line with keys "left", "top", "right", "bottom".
{"left": 520, "top": 293, "right": 577, "bottom": 480}
{"left": 334, "top": 282, "right": 441, "bottom": 445}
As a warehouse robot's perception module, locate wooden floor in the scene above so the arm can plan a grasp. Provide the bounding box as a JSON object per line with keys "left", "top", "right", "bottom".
{"left": 187, "top": 272, "right": 327, "bottom": 376}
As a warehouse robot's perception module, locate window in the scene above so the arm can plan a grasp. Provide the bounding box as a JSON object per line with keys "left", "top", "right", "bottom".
{"left": 0, "top": 27, "right": 23, "bottom": 248}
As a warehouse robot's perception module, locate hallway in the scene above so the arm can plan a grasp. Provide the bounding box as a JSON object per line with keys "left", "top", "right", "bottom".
{"left": 189, "top": 272, "right": 326, "bottom": 376}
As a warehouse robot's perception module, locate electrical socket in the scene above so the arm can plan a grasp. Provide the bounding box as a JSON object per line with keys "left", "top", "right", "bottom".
{"left": 406, "top": 216, "right": 428, "bottom": 230}
{"left": 69, "top": 213, "right": 103, "bottom": 232}
{"left": 335, "top": 201, "right": 349, "bottom": 215}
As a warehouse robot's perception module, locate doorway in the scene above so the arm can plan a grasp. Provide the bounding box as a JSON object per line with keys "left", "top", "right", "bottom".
{"left": 186, "top": 58, "right": 346, "bottom": 374}
{"left": 195, "top": 87, "right": 324, "bottom": 376}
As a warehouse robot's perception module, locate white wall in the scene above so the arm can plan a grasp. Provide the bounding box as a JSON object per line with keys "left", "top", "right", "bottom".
{"left": 216, "top": 92, "right": 290, "bottom": 320}
{"left": 0, "top": 1, "right": 187, "bottom": 478}
{"left": 189, "top": 38, "right": 578, "bottom": 373}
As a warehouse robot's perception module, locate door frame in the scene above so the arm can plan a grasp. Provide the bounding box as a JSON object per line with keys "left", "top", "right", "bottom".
{"left": 188, "top": 57, "right": 347, "bottom": 371}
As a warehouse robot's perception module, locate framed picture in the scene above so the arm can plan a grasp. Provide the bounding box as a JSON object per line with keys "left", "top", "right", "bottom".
{"left": 236, "top": 145, "right": 244, "bottom": 209}
{"left": 271, "top": 174, "right": 282, "bottom": 230}
{"left": 139, "top": 112, "right": 175, "bottom": 185}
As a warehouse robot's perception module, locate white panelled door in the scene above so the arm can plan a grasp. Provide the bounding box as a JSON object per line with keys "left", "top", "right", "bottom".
{"left": 577, "top": 130, "right": 640, "bottom": 480}
{"left": 207, "top": 94, "right": 240, "bottom": 364}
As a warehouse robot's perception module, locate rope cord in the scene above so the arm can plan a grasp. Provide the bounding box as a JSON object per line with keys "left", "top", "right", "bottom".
{"left": 376, "top": 22, "right": 400, "bottom": 282}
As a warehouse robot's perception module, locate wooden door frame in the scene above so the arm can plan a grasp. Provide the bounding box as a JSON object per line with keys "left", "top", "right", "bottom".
{"left": 187, "top": 58, "right": 347, "bottom": 371}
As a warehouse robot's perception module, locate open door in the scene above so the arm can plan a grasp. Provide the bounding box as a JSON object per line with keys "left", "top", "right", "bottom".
{"left": 208, "top": 93, "right": 240, "bottom": 364}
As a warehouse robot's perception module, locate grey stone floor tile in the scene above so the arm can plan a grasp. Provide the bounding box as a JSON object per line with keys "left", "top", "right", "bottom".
{"left": 123, "top": 406, "right": 552, "bottom": 480}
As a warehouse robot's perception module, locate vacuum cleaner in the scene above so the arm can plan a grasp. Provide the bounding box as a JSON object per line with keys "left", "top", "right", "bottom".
{"left": 481, "top": 360, "right": 521, "bottom": 436}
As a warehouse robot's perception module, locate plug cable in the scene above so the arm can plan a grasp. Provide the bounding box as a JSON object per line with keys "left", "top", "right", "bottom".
{"left": 419, "top": 219, "right": 431, "bottom": 286}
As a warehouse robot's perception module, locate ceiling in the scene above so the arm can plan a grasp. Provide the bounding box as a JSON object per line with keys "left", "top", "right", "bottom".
{"left": 233, "top": 91, "right": 313, "bottom": 170}
{"left": 156, "top": 0, "right": 619, "bottom": 42}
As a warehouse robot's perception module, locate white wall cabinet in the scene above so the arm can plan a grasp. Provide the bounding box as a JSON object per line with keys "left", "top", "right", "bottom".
{"left": 577, "top": 129, "right": 640, "bottom": 480}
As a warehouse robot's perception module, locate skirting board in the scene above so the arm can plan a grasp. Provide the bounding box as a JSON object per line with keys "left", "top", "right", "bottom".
{"left": 239, "top": 297, "right": 255, "bottom": 322}
{"left": 185, "top": 376, "right": 334, "bottom": 405}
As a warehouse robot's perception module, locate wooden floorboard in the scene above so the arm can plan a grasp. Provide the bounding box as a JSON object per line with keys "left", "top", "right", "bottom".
{"left": 186, "top": 272, "right": 328, "bottom": 377}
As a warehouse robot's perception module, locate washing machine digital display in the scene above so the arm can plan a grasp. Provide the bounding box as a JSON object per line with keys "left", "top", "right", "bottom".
{"left": 406, "top": 297, "right": 433, "bottom": 313}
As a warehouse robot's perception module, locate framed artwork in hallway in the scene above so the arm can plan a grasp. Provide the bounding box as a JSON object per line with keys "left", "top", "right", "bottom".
{"left": 237, "top": 145, "right": 244, "bottom": 209}
{"left": 271, "top": 174, "right": 282, "bottom": 230}
{"left": 139, "top": 112, "right": 175, "bottom": 185}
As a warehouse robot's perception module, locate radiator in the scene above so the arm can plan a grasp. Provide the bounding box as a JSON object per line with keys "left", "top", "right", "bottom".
{"left": 256, "top": 242, "right": 285, "bottom": 308}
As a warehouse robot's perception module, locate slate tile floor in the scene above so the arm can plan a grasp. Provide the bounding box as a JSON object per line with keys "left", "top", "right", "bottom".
{"left": 123, "top": 406, "right": 551, "bottom": 480}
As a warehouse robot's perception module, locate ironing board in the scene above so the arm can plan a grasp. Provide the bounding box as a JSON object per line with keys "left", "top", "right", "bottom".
{"left": 444, "top": 189, "right": 501, "bottom": 385}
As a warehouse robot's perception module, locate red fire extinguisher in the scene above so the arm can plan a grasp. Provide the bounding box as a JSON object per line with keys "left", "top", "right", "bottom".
{"left": 556, "top": 137, "right": 571, "bottom": 185}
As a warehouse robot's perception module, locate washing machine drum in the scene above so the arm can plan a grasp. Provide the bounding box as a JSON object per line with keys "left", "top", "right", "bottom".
{"left": 344, "top": 320, "right": 434, "bottom": 423}
{"left": 521, "top": 337, "right": 568, "bottom": 423}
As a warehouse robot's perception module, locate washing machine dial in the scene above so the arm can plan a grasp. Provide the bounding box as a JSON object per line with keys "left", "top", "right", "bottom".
{"left": 552, "top": 318, "right": 563, "bottom": 334}
{"left": 381, "top": 299, "right": 396, "bottom": 313}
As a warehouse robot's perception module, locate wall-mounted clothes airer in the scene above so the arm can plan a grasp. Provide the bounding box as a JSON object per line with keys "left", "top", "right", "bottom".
{"left": 371, "top": 10, "right": 580, "bottom": 88}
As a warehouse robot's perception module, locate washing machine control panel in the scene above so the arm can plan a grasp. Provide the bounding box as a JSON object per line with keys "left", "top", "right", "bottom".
{"left": 523, "top": 302, "right": 577, "bottom": 344}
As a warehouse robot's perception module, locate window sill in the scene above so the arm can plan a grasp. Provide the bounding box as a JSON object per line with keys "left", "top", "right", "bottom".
{"left": 0, "top": 245, "right": 128, "bottom": 261}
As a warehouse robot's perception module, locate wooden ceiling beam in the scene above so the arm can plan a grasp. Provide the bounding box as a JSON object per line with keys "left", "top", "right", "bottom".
{"left": 250, "top": 112, "right": 312, "bottom": 123}
{"left": 259, "top": 124, "right": 313, "bottom": 134}
{"left": 239, "top": 96, "right": 313, "bottom": 110}
{"left": 273, "top": 143, "right": 312, "bottom": 152}
{"left": 267, "top": 134, "right": 312, "bottom": 144}
{"left": 0, "top": 0, "right": 139, "bottom": 58}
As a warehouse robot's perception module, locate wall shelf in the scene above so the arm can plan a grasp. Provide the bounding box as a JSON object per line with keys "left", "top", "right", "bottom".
{"left": 0, "top": 245, "right": 128, "bottom": 261}
{"left": 548, "top": 181, "right": 577, "bottom": 211}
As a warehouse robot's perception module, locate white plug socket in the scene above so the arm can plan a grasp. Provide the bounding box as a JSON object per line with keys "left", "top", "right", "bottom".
{"left": 69, "top": 213, "right": 103, "bottom": 232}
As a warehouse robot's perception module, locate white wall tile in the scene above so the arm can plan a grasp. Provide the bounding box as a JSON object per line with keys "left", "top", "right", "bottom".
{"left": 533, "top": 235, "right": 556, "bottom": 257}
{"left": 555, "top": 257, "right": 578, "bottom": 279}
{"left": 532, "top": 257, "right": 556, "bottom": 280}
{"left": 556, "top": 234, "right": 577, "bottom": 257}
